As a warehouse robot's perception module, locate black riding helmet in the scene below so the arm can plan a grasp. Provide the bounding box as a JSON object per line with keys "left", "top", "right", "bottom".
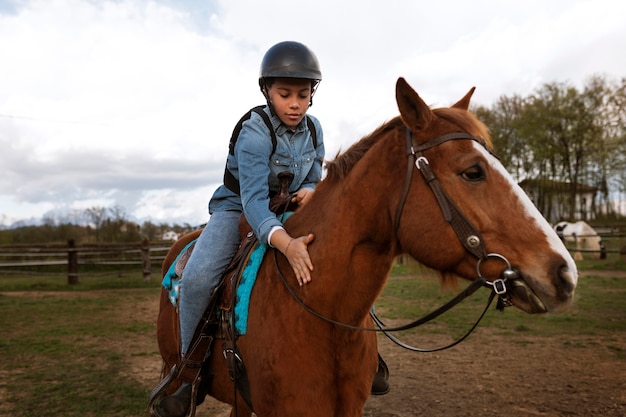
{"left": 259, "top": 41, "right": 322, "bottom": 107}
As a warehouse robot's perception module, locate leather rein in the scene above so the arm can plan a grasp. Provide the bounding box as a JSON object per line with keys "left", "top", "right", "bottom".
{"left": 274, "top": 127, "right": 519, "bottom": 352}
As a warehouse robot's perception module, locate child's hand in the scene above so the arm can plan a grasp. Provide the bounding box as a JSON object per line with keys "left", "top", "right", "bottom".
{"left": 284, "top": 233, "right": 315, "bottom": 286}
{"left": 291, "top": 188, "right": 314, "bottom": 207}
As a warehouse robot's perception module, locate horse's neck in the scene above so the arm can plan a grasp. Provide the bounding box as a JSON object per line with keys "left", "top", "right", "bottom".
{"left": 276, "top": 138, "right": 405, "bottom": 321}
{"left": 291, "top": 180, "right": 398, "bottom": 320}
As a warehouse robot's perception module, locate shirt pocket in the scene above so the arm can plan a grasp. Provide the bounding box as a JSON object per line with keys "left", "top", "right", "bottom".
{"left": 271, "top": 153, "right": 292, "bottom": 170}
{"left": 298, "top": 148, "right": 317, "bottom": 173}
{"left": 269, "top": 152, "right": 293, "bottom": 192}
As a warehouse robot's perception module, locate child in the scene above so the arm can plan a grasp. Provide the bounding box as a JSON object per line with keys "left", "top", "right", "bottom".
{"left": 154, "top": 40, "right": 325, "bottom": 417}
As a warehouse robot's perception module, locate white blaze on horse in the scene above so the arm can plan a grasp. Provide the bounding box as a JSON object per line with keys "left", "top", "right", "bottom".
{"left": 555, "top": 221, "right": 605, "bottom": 260}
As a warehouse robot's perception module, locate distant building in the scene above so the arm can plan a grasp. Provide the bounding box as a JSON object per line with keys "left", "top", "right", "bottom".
{"left": 162, "top": 230, "right": 179, "bottom": 241}
{"left": 519, "top": 179, "right": 597, "bottom": 223}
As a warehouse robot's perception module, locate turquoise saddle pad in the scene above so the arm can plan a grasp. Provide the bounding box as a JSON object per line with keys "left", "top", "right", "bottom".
{"left": 161, "top": 213, "right": 291, "bottom": 335}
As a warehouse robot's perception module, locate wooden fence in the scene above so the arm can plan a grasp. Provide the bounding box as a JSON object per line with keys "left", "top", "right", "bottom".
{"left": 1, "top": 231, "right": 624, "bottom": 285}
{"left": 562, "top": 229, "right": 626, "bottom": 256}
{"left": 0, "top": 239, "right": 172, "bottom": 284}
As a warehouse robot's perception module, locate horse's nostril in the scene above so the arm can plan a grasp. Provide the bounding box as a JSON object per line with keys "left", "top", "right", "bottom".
{"left": 557, "top": 265, "right": 576, "bottom": 297}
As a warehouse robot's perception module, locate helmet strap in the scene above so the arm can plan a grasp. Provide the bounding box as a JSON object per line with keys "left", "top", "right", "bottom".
{"left": 258, "top": 80, "right": 275, "bottom": 115}
{"left": 266, "top": 99, "right": 276, "bottom": 116}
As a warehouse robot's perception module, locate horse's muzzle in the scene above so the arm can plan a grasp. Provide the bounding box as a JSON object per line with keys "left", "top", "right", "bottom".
{"left": 506, "top": 278, "right": 548, "bottom": 314}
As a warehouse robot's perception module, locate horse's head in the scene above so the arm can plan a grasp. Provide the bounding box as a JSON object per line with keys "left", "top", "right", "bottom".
{"left": 394, "top": 77, "right": 577, "bottom": 314}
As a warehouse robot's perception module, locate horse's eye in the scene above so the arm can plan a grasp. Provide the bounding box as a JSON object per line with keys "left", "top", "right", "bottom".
{"left": 461, "top": 165, "right": 485, "bottom": 182}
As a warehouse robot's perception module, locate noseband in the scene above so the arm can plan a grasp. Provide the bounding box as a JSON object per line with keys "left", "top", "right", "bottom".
{"left": 274, "top": 126, "right": 521, "bottom": 352}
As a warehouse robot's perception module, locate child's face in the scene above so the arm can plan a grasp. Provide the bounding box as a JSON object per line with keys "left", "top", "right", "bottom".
{"left": 266, "top": 78, "right": 313, "bottom": 129}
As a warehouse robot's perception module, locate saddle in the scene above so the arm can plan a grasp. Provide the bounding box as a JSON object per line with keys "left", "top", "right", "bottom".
{"left": 149, "top": 172, "right": 297, "bottom": 415}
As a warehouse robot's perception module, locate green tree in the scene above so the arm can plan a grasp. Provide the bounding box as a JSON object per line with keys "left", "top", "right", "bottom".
{"left": 583, "top": 75, "right": 626, "bottom": 217}
{"left": 474, "top": 94, "right": 528, "bottom": 181}
{"left": 480, "top": 75, "right": 626, "bottom": 220}
{"left": 85, "top": 206, "right": 107, "bottom": 242}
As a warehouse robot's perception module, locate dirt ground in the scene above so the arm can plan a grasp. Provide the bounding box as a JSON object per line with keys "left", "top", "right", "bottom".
{"left": 141, "top": 332, "right": 624, "bottom": 417}
{"left": 137, "top": 336, "right": 626, "bottom": 417}
{"left": 4, "top": 273, "right": 624, "bottom": 416}
{"left": 120, "top": 270, "right": 626, "bottom": 417}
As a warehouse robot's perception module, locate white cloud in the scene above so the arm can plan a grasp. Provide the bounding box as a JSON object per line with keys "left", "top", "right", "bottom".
{"left": 0, "top": 0, "right": 625, "bottom": 227}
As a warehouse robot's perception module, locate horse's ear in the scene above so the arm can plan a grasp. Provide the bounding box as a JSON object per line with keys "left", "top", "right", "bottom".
{"left": 452, "top": 87, "right": 476, "bottom": 110}
{"left": 396, "top": 77, "right": 432, "bottom": 132}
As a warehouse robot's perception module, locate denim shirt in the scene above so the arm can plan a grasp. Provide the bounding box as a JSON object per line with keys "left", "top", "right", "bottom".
{"left": 209, "top": 106, "right": 324, "bottom": 245}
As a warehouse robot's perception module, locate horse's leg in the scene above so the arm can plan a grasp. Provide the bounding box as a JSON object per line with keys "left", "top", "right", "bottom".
{"left": 248, "top": 351, "right": 337, "bottom": 416}
{"left": 234, "top": 322, "right": 375, "bottom": 417}
{"left": 335, "top": 329, "right": 379, "bottom": 416}
{"left": 157, "top": 231, "right": 200, "bottom": 375}
{"left": 155, "top": 230, "right": 203, "bottom": 395}
{"left": 591, "top": 237, "right": 602, "bottom": 260}
{"left": 574, "top": 240, "right": 583, "bottom": 261}
{"left": 156, "top": 287, "right": 182, "bottom": 394}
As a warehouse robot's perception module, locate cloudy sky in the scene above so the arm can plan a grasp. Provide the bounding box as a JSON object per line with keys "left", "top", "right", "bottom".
{"left": 1, "top": 0, "right": 625, "bottom": 227}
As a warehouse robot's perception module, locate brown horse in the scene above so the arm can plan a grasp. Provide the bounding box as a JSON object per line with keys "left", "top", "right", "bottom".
{"left": 155, "top": 77, "right": 577, "bottom": 416}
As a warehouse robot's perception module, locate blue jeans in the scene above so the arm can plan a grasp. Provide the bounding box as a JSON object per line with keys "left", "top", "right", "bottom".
{"left": 178, "top": 210, "right": 241, "bottom": 355}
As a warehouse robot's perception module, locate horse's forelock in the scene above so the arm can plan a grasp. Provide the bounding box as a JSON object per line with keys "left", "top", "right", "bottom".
{"left": 433, "top": 107, "right": 493, "bottom": 149}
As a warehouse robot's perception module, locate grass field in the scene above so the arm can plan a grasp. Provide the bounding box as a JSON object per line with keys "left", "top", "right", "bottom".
{"left": 0, "top": 257, "right": 625, "bottom": 417}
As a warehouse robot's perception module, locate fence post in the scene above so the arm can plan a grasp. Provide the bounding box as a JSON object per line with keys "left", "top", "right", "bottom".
{"left": 68, "top": 239, "right": 79, "bottom": 285}
{"left": 141, "top": 238, "right": 151, "bottom": 281}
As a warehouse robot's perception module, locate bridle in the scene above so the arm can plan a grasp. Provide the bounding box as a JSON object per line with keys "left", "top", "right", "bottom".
{"left": 395, "top": 129, "right": 493, "bottom": 258}
{"left": 274, "top": 126, "right": 521, "bottom": 352}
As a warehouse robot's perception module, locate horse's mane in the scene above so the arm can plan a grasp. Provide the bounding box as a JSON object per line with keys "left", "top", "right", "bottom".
{"left": 325, "top": 117, "right": 403, "bottom": 182}
{"left": 325, "top": 108, "right": 492, "bottom": 182}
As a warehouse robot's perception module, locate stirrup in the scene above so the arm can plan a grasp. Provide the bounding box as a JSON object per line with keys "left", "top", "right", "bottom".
{"left": 150, "top": 376, "right": 201, "bottom": 417}
{"left": 152, "top": 382, "right": 195, "bottom": 417}
{"left": 148, "top": 365, "right": 179, "bottom": 411}
{"left": 148, "top": 365, "right": 200, "bottom": 417}
{"left": 371, "top": 353, "right": 390, "bottom": 396}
